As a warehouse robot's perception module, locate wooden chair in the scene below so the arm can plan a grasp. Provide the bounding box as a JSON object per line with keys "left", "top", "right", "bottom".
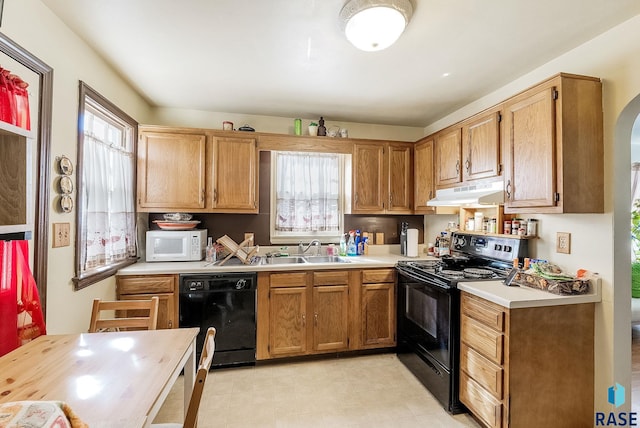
{"left": 152, "top": 327, "right": 216, "bottom": 428}
{"left": 88, "top": 296, "right": 159, "bottom": 333}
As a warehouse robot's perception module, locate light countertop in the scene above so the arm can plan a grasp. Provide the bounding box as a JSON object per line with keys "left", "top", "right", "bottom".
{"left": 457, "top": 279, "right": 602, "bottom": 309}
{"left": 117, "top": 253, "right": 434, "bottom": 275}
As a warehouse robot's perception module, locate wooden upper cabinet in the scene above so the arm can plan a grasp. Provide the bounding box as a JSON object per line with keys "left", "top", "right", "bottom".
{"left": 212, "top": 136, "right": 258, "bottom": 212}
{"left": 502, "top": 73, "right": 603, "bottom": 213}
{"left": 434, "top": 127, "right": 462, "bottom": 188}
{"left": 352, "top": 141, "right": 413, "bottom": 214}
{"left": 414, "top": 137, "right": 434, "bottom": 213}
{"left": 462, "top": 110, "right": 501, "bottom": 182}
{"left": 352, "top": 143, "right": 386, "bottom": 213}
{"left": 387, "top": 143, "right": 413, "bottom": 213}
{"left": 137, "top": 130, "right": 206, "bottom": 210}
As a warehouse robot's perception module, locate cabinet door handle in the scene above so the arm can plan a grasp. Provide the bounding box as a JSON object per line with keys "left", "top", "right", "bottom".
{"left": 201, "top": 189, "right": 205, "bottom": 203}
{"left": 354, "top": 193, "right": 358, "bottom": 203}
{"left": 465, "top": 159, "right": 470, "bottom": 172}
{"left": 506, "top": 179, "right": 512, "bottom": 200}
{"left": 314, "top": 313, "right": 318, "bottom": 326}
{"left": 168, "top": 320, "right": 172, "bottom": 329}
{"left": 213, "top": 189, "right": 218, "bottom": 202}
{"left": 456, "top": 160, "right": 460, "bottom": 174}
{"left": 389, "top": 194, "right": 393, "bottom": 207}
{"left": 301, "top": 313, "right": 306, "bottom": 327}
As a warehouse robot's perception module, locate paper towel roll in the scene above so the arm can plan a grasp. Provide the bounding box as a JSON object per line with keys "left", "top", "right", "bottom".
{"left": 407, "top": 228, "right": 419, "bottom": 257}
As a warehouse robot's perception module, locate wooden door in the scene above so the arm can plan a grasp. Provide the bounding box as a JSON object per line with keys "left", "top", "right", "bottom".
{"left": 361, "top": 283, "right": 395, "bottom": 347}
{"left": 352, "top": 143, "right": 385, "bottom": 213}
{"left": 213, "top": 136, "right": 257, "bottom": 212}
{"left": 504, "top": 87, "right": 557, "bottom": 209}
{"left": 269, "top": 287, "right": 307, "bottom": 356}
{"left": 387, "top": 143, "right": 413, "bottom": 213}
{"left": 435, "top": 128, "right": 462, "bottom": 188}
{"left": 414, "top": 137, "right": 434, "bottom": 212}
{"left": 137, "top": 131, "right": 206, "bottom": 210}
{"left": 312, "top": 285, "right": 349, "bottom": 352}
{"left": 118, "top": 293, "right": 175, "bottom": 330}
{"left": 462, "top": 111, "right": 501, "bottom": 181}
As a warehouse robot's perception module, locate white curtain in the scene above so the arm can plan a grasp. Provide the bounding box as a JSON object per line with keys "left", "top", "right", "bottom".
{"left": 633, "top": 163, "right": 640, "bottom": 207}
{"left": 275, "top": 152, "right": 340, "bottom": 232}
{"left": 81, "top": 130, "right": 136, "bottom": 271}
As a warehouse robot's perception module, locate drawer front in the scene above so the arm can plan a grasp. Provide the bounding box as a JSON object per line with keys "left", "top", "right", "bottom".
{"left": 461, "top": 293, "right": 505, "bottom": 332}
{"left": 313, "top": 271, "right": 349, "bottom": 285}
{"left": 270, "top": 272, "right": 308, "bottom": 287}
{"left": 117, "top": 275, "right": 175, "bottom": 295}
{"left": 362, "top": 269, "right": 395, "bottom": 284}
{"left": 461, "top": 314, "right": 504, "bottom": 364}
{"left": 460, "top": 371, "right": 503, "bottom": 428}
{"left": 460, "top": 343, "right": 503, "bottom": 399}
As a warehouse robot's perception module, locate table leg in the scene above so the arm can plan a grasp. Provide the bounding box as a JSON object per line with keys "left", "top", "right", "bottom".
{"left": 183, "top": 339, "right": 196, "bottom": 417}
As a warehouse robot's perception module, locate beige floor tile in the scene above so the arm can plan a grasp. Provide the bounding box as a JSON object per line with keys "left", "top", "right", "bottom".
{"left": 154, "top": 354, "right": 481, "bottom": 428}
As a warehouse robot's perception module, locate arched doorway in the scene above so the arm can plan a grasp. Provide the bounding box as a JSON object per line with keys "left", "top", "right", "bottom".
{"left": 614, "top": 92, "right": 640, "bottom": 410}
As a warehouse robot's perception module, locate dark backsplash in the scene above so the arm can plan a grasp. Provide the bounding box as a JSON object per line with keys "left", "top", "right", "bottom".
{"left": 148, "top": 151, "right": 424, "bottom": 245}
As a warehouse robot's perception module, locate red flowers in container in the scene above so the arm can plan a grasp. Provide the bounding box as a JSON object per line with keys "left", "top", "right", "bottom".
{"left": 0, "top": 67, "right": 31, "bottom": 130}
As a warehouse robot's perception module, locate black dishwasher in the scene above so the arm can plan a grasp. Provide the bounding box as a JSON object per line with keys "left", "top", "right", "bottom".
{"left": 179, "top": 272, "right": 256, "bottom": 367}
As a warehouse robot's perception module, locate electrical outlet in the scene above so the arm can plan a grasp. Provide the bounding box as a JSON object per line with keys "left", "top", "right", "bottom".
{"left": 556, "top": 232, "right": 571, "bottom": 254}
{"left": 53, "top": 222, "right": 70, "bottom": 247}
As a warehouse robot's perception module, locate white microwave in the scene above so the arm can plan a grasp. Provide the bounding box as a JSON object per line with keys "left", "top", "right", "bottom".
{"left": 146, "top": 229, "right": 207, "bottom": 262}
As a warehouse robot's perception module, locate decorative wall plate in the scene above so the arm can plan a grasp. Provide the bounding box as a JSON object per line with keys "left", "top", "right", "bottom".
{"left": 58, "top": 155, "right": 73, "bottom": 175}
{"left": 59, "top": 176, "right": 73, "bottom": 194}
{"left": 60, "top": 195, "right": 73, "bottom": 213}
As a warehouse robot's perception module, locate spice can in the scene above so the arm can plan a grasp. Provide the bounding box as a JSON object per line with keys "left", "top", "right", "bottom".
{"left": 511, "top": 219, "right": 520, "bottom": 235}
{"left": 503, "top": 220, "right": 511, "bottom": 235}
{"left": 527, "top": 219, "right": 538, "bottom": 236}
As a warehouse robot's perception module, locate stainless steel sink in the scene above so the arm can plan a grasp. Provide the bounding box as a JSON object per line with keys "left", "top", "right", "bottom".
{"left": 259, "top": 255, "right": 351, "bottom": 265}
{"left": 304, "top": 256, "right": 351, "bottom": 264}
{"left": 260, "top": 256, "right": 307, "bottom": 265}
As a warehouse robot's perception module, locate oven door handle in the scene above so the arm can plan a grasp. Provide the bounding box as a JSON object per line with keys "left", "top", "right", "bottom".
{"left": 396, "top": 268, "right": 451, "bottom": 290}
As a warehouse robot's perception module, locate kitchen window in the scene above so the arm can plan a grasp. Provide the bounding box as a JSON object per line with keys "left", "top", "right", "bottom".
{"left": 73, "top": 82, "right": 138, "bottom": 290}
{"left": 270, "top": 151, "right": 350, "bottom": 244}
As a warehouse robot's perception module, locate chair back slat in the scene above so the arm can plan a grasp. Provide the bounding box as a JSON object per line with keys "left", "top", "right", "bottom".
{"left": 88, "top": 297, "right": 159, "bottom": 333}
{"left": 183, "top": 327, "right": 216, "bottom": 428}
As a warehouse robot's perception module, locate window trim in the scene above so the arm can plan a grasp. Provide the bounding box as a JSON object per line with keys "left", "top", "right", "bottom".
{"left": 73, "top": 82, "right": 138, "bottom": 290}
{"left": 269, "top": 151, "right": 350, "bottom": 245}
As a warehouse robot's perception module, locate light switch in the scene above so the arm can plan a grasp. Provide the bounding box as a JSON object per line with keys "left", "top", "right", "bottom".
{"left": 53, "top": 223, "right": 71, "bottom": 247}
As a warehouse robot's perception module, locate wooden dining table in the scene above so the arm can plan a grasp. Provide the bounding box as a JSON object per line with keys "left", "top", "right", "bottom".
{"left": 0, "top": 327, "right": 199, "bottom": 428}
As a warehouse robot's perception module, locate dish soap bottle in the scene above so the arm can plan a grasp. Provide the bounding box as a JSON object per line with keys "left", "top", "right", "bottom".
{"left": 339, "top": 233, "right": 347, "bottom": 256}
{"left": 347, "top": 231, "right": 357, "bottom": 256}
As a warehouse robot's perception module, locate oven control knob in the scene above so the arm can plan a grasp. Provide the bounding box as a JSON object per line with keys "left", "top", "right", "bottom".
{"left": 453, "top": 236, "right": 466, "bottom": 249}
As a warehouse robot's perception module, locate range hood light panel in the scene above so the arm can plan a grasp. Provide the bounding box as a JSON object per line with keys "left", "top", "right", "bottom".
{"left": 427, "top": 181, "right": 505, "bottom": 207}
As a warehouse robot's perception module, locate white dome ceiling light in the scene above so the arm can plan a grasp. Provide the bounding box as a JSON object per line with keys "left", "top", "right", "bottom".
{"left": 339, "top": 0, "right": 413, "bottom": 52}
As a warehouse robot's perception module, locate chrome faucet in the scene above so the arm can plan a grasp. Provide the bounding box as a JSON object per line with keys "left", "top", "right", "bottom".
{"left": 298, "top": 239, "right": 322, "bottom": 256}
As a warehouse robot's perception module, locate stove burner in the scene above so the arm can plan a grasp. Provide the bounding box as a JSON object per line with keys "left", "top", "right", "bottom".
{"left": 463, "top": 268, "right": 495, "bottom": 279}
{"left": 439, "top": 270, "right": 465, "bottom": 279}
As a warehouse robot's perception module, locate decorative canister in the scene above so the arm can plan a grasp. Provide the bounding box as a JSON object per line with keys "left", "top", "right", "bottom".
{"left": 294, "top": 118, "right": 302, "bottom": 136}
{"left": 527, "top": 219, "right": 538, "bottom": 236}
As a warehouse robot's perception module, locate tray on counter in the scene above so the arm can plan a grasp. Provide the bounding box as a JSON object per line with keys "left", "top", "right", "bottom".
{"left": 512, "top": 271, "right": 590, "bottom": 295}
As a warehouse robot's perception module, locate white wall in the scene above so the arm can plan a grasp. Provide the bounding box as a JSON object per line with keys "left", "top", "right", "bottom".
{"left": 423, "top": 14, "right": 640, "bottom": 411}
{"left": 1, "top": 0, "right": 155, "bottom": 334}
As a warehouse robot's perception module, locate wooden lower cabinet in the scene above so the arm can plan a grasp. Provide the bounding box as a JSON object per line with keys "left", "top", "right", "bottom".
{"left": 116, "top": 274, "right": 178, "bottom": 330}
{"left": 361, "top": 269, "right": 396, "bottom": 348}
{"left": 460, "top": 292, "right": 594, "bottom": 428}
{"left": 257, "top": 268, "right": 396, "bottom": 360}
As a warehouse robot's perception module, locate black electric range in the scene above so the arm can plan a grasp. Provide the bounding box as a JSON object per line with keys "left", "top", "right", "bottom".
{"left": 396, "top": 232, "right": 529, "bottom": 414}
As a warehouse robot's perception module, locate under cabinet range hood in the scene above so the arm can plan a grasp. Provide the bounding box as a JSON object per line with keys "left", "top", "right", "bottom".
{"left": 427, "top": 180, "right": 505, "bottom": 207}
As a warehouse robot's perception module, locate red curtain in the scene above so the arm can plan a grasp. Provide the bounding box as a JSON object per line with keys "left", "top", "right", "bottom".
{"left": 0, "top": 240, "right": 46, "bottom": 357}
{"left": 0, "top": 67, "right": 31, "bottom": 130}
